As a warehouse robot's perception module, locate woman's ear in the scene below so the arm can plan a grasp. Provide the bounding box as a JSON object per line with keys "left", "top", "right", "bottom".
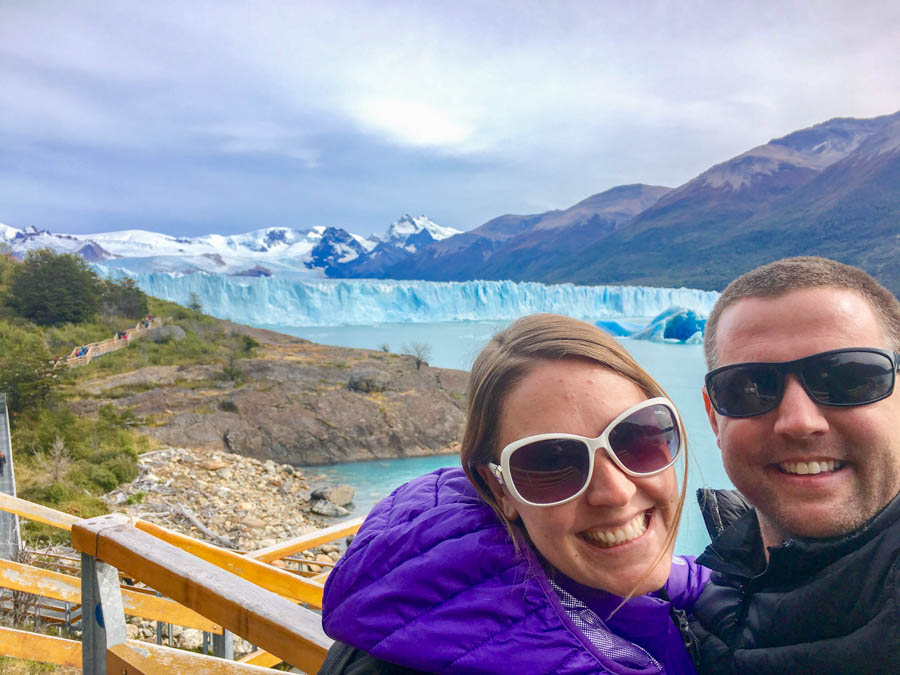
{"left": 476, "top": 465, "right": 520, "bottom": 521}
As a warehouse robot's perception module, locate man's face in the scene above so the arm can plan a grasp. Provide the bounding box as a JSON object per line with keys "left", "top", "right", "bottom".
{"left": 704, "top": 287, "right": 900, "bottom": 547}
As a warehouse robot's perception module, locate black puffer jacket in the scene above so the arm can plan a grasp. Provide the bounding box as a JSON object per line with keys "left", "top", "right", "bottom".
{"left": 690, "top": 489, "right": 900, "bottom": 675}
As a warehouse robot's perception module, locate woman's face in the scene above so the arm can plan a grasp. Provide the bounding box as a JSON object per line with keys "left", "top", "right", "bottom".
{"left": 489, "top": 358, "right": 680, "bottom": 596}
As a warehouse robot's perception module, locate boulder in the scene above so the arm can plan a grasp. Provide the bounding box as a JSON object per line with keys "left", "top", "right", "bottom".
{"left": 311, "top": 484, "right": 355, "bottom": 506}
{"left": 347, "top": 367, "right": 391, "bottom": 393}
{"left": 310, "top": 499, "right": 350, "bottom": 517}
{"left": 148, "top": 325, "right": 187, "bottom": 343}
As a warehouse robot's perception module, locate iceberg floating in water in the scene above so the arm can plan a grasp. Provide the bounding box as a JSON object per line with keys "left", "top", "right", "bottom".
{"left": 96, "top": 268, "right": 720, "bottom": 328}
{"left": 595, "top": 320, "right": 645, "bottom": 337}
{"left": 628, "top": 307, "right": 708, "bottom": 344}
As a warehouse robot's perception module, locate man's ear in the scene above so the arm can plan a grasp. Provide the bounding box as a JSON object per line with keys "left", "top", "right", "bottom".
{"left": 476, "top": 465, "right": 520, "bottom": 521}
{"left": 702, "top": 387, "right": 722, "bottom": 449}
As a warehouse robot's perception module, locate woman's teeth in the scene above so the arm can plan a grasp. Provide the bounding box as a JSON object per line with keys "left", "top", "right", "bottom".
{"left": 779, "top": 460, "right": 843, "bottom": 475}
{"left": 582, "top": 511, "right": 649, "bottom": 548}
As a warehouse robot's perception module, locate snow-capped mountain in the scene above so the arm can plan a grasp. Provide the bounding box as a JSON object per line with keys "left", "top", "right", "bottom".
{"left": 0, "top": 215, "right": 459, "bottom": 278}
{"left": 368, "top": 214, "right": 462, "bottom": 252}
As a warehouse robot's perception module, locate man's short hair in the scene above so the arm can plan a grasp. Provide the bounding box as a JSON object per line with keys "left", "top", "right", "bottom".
{"left": 704, "top": 257, "right": 900, "bottom": 369}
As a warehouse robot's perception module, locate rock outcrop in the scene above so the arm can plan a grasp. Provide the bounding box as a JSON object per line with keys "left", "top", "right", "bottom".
{"left": 73, "top": 326, "right": 468, "bottom": 466}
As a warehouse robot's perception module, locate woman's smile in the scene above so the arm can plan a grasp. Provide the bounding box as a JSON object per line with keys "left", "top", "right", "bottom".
{"left": 579, "top": 509, "right": 652, "bottom": 548}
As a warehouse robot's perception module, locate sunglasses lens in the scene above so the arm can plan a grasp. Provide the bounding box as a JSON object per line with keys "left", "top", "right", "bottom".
{"left": 608, "top": 403, "right": 680, "bottom": 473}
{"left": 508, "top": 438, "right": 590, "bottom": 504}
{"left": 803, "top": 350, "right": 896, "bottom": 404}
{"left": 708, "top": 364, "right": 783, "bottom": 417}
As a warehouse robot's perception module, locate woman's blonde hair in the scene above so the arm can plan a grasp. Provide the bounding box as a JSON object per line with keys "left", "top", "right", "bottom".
{"left": 461, "top": 313, "right": 688, "bottom": 592}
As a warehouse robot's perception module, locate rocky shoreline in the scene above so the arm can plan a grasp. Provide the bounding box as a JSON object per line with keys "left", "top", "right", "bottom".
{"left": 103, "top": 445, "right": 356, "bottom": 552}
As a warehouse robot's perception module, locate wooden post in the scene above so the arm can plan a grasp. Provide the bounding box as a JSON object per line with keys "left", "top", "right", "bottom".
{"left": 81, "top": 553, "right": 127, "bottom": 675}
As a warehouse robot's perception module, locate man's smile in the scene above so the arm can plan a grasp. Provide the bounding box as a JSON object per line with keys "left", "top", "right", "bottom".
{"left": 776, "top": 459, "right": 846, "bottom": 475}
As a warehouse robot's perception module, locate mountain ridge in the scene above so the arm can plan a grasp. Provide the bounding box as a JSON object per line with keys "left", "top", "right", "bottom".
{"left": 2, "top": 111, "right": 897, "bottom": 294}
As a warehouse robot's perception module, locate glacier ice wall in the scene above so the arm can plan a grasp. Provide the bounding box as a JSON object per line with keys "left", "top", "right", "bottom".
{"left": 107, "top": 270, "right": 720, "bottom": 327}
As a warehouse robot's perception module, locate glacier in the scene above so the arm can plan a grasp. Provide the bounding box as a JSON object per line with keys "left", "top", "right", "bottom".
{"left": 102, "top": 269, "right": 720, "bottom": 328}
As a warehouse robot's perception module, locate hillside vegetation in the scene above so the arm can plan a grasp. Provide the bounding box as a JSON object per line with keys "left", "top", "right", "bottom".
{"left": 0, "top": 249, "right": 259, "bottom": 543}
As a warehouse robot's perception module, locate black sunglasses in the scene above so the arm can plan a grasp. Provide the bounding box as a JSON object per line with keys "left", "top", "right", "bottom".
{"left": 705, "top": 347, "right": 900, "bottom": 418}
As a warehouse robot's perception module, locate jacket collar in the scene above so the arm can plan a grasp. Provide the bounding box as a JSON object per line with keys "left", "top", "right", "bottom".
{"left": 696, "top": 488, "right": 900, "bottom": 582}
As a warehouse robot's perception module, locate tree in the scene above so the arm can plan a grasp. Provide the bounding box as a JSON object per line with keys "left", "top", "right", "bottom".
{"left": 0, "top": 321, "right": 54, "bottom": 418}
{"left": 42, "top": 436, "right": 72, "bottom": 484}
{"left": 7, "top": 249, "right": 102, "bottom": 325}
{"left": 187, "top": 291, "right": 203, "bottom": 313}
{"left": 403, "top": 341, "right": 432, "bottom": 371}
{"left": 100, "top": 277, "right": 148, "bottom": 318}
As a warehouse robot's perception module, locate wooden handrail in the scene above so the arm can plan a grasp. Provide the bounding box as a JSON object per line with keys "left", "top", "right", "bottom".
{"left": 0, "top": 492, "right": 80, "bottom": 531}
{"left": 0, "top": 627, "right": 280, "bottom": 672}
{"left": 135, "top": 520, "right": 327, "bottom": 608}
{"left": 0, "top": 558, "right": 222, "bottom": 633}
{"left": 107, "top": 641, "right": 283, "bottom": 673}
{"left": 238, "top": 649, "right": 284, "bottom": 667}
{"left": 0, "top": 626, "right": 81, "bottom": 668}
{"left": 72, "top": 514, "right": 332, "bottom": 673}
{"left": 0, "top": 492, "right": 331, "bottom": 606}
{"left": 247, "top": 516, "right": 364, "bottom": 562}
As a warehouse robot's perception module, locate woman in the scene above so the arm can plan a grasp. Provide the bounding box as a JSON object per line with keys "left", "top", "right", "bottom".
{"left": 320, "top": 314, "right": 707, "bottom": 674}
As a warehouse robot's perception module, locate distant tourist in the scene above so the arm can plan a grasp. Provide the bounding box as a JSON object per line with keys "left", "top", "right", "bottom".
{"left": 689, "top": 257, "right": 900, "bottom": 673}
{"left": 0, "top": 450, "right": 6, "bottom": 477}
{"left": 320, "top": 314, "right": 707, "bottom": 673}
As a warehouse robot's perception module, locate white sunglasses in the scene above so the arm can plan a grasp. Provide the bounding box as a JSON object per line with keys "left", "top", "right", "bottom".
{"left": 488, "top": 397, "right": 683, "bottom": 507}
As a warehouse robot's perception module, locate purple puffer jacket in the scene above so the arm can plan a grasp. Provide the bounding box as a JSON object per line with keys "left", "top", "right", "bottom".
{"left": 322, "top": 468, "right": 708, "bottom": 674}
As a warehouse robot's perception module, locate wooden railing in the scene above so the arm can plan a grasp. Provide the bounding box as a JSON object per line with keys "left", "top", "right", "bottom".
{"left": 61, "top": 317, "right": 164, "bottom": 368}
{"left": 0, "top": 491, "right": 364, "bottom": 672}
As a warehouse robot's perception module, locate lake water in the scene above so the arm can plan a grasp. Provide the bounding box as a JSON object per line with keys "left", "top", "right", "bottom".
{"left": 271, "top": 320, "right": 732, "bottom": 556}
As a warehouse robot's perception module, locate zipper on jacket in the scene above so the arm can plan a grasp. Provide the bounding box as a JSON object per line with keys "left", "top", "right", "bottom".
{"left": 734, "top": 582, "right": 751, "bottom": 626}
{"left": 669, "top": 605, "right": 700, "bottom": 664}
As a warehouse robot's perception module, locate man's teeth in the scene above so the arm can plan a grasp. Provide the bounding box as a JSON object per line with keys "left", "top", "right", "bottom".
{"left": 779, "top": 460, "right": 842, "bottom": 475}
{"left": 582, "top": 512, "right": 648, "bottom": 548}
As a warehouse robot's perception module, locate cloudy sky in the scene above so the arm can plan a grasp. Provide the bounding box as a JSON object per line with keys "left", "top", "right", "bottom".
{"left": 2, "top": 1, "right": 899, "bottom": 237}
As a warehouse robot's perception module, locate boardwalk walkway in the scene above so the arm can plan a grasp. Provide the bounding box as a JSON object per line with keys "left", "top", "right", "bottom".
{"left": 60, "top": 316, "right": 163, "bottom": 368}
{"left": 0, "top": 394, "right": 20, "bottom": 560}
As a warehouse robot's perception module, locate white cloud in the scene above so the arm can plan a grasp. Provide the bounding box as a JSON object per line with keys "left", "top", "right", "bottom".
{"left": 357, "top": 99, "right": 473, "bottom": 148}
{"left": 1, "top": 0, "right": 899, "bottom": 234}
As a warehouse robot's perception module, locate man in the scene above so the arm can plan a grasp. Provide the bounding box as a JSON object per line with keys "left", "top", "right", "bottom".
{"left": 690, "top": 256, "right": 900, "bottom": 673}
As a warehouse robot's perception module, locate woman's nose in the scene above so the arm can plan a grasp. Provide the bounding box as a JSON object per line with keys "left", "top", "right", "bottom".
{"left": 773, "top": 375, "right": 830, "bottom": 438}
{"left": 584, "top": 452, "right": 637, "bottom": 506}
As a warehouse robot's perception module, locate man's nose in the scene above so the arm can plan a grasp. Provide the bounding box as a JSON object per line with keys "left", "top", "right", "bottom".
{"left": 584, "top": 452, "right": 637, "bottom": 507}
{"left": 772, "top": 374, "right": 829, "bottom": 438}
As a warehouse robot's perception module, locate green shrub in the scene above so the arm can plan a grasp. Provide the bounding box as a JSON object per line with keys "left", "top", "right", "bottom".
{"left": 241, "top": 334, "right": 260, "bottom": 354}
{"left": 88, "top": 465, "right": 119, "bottom": 492}
{"left": 126, "top": 491, "right": 146, "bottom": 505}
{"left": 22, "top": 482, "right": 70, "bottom": 505}
{"left": 106, "top": 454, "right": 139, "bottom": 484}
